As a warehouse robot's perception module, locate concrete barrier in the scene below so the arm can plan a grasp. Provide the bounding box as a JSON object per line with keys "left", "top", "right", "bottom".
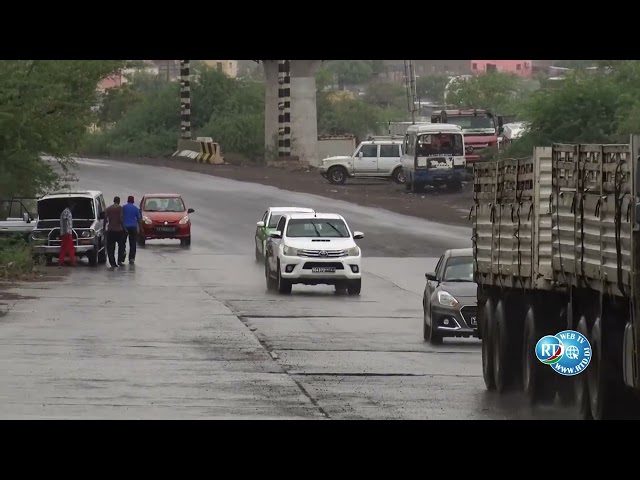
{"left": 172, "top": 139, "right": 223, "bottom": 164}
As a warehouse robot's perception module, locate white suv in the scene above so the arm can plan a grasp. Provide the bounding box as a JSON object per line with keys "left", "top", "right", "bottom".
{"left": 318, "top": 136, "right": 404, "bottom": 185}
{"left": 264, "top": 213, "right": 364, "bottom": 295}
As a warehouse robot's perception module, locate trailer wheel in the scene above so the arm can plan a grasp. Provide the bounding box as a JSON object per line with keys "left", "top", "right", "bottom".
{"left": 556, "top": 302, "right": 577, "bottom": 407}
{"left": 522, "top": 307, "right": 556, "bottom": 405}
{"left": 573, "top": 315, "right": 592, "bottom": 419}
{"left": 587, "top": 317, "right": 627, "bottom": 420}
{"left": 481, "top": 298, "right": 496, "bottom": 391}
{"left": 492, "top": 301, "right": 516, "bottom": 392}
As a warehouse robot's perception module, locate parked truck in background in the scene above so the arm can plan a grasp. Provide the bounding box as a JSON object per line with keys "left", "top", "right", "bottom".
{"left": 431, "top": 109, "right": 504, "bottom": 168}
{"left": 472, "top": 137, "right": 640, "bottom": 420}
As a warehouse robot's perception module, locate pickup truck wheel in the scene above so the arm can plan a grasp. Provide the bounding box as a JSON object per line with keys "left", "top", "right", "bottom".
{"left": 265, "top": 257, "right": 277, "bottom": 291}
{"left": 347, "top": 279, "right": 361, "bottom": 296}
{"left": 392, "top": 168, "right": 405, "bottom": 184}
{"left": 328, "top": 166, "right": 347, "bottom": 185}
{"left": 277, "top": 261, "right": 292, "bottom": 294}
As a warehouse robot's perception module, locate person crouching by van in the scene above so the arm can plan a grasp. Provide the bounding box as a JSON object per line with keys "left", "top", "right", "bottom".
{"left": 58, "top": 200, "right": 76, "bottom": 267}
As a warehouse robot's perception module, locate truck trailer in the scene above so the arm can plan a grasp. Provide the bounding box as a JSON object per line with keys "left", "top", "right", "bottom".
{"left": 472, "top": 137, "right": 640, "bottom": 420}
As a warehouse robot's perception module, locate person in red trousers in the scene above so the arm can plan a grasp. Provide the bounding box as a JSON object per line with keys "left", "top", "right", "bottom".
{"left": 58, "top": 200, "right": 76, "bottom": 267}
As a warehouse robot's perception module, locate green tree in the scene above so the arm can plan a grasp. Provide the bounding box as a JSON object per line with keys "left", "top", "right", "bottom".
{"left": 445, "top": 72, "right": 528, "bottom": 114}
{"left": 97, "top": 83, "right": 142, "bottom": 126}
{"left": 364, "top": 81, "right": 406, "bottom": 110}
{"left": 415, "top": 74, "right": 449, "bottom": 103}
{"left": 496, "top": 69, "right": 630, "bottom": 159}
{"left": 0, "top": 60, "right": 127, "bottom": 198}
{"left": 322, "top": 60, "right": 375, "bottom": 88}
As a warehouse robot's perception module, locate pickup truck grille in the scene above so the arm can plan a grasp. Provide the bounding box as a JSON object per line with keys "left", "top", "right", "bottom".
{"left": 299, "top": 249, "right": 346, "bottom": 258}
{"left": 302, "top": 262, "right": 344, "bottom": 270}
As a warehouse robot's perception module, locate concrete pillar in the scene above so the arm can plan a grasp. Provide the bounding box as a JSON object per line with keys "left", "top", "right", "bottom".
{"left": 289, "top": 60, "right": 322, "bottom": 166}
{"left": 262, "top": 60, "right": 280, "bottom": 158}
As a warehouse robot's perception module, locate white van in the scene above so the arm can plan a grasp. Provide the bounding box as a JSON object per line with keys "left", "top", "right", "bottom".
{"left": 401, "top": 124, "right": 466, "bottom": 192}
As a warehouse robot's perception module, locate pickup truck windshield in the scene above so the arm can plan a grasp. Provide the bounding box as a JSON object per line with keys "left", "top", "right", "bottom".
{"left": 417, "top": 133, "right": 464, "bottom": 157}
{"left": 286, "top": 219, "right": 349, "bottom": 238}
{"left": 38, "top": 198, "right": 94, "bottom": 220}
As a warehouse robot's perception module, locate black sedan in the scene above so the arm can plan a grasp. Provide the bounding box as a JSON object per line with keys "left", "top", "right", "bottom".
{"left": 422, "top": 248, "right": 478, "bottom": 344}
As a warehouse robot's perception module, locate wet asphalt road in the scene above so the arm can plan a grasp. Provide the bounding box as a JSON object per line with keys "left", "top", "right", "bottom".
{"left": 0, "top": 158, "right": 577, "bottom": 419}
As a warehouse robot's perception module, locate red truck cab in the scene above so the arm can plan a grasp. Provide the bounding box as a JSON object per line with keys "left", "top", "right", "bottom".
{"left": 431, "top": 109, "right": 503, "bottom": 166}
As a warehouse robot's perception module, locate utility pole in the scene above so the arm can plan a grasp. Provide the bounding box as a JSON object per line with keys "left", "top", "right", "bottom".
{"left": 404, "top": 60, "right": 418, "bottom": 124}
{"left": 180, "top": 60, "right": 191, "bottom": 140}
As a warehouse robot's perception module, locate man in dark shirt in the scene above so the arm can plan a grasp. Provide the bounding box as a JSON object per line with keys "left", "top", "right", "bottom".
{"left": 122, "top": 195, "right": 142, "bottom": 265}
{"left": 104, "top": 196, "right": 126, "bottom": 267}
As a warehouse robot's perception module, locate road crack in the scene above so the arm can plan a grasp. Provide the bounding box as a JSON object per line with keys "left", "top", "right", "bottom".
{"left": 206, "top": 293, "right": 330, "bottom": 419}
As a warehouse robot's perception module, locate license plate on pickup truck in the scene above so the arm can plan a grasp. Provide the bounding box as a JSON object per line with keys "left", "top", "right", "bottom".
{"left": 312, "top": 267, "right": 335, "bottom": 273}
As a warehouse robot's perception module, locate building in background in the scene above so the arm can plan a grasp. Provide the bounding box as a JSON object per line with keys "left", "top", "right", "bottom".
{"left": 201, "top": 60, "right": 238, "bottom": 78}
{"left": 470, "top": 60, "right": 533, "bottom": 78}
{"left": 382, "top": 60, "right": 535, "bottom": 81}
{"left": 149, "top": 60, "right": 181, "bottom": 81}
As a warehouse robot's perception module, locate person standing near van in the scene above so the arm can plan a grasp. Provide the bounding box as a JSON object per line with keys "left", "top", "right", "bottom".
{"left": 104, "top": 196, "right": 125, "bottom": 267}
{"left": 58, "top": 200, "right": 76, "bottom": 267}
{"left": 122, "top": 195, "right": 142, "bottom": 264}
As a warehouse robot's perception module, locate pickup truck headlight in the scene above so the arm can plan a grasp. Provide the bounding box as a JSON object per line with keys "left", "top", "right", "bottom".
{"left": 142, "top": 216, "right": 152, "bottom": 225}
{"left": 179, "top": 215, "right": 190, "bottom": 225}
{"left": 437, "top": 290, "right": 459, "bottom": 307}
{"left": 80, "top": 229, "right": 95, "bottom": 238}
{"left": 283, "top": 245, "right": 298, "bottom": 256}
{"left": 31, "top": 230, "right": 47, "bottom": 240}
{"left": 347, "top": 246, "right": 360, "bottom": 256}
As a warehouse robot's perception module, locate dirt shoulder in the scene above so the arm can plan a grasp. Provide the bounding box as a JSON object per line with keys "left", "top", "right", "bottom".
{"left": 84, "top": 155, "right": 475, "bottom": 227}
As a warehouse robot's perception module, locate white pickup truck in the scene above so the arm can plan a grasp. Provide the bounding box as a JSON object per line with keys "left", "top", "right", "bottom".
{"left": 318, "top": 136, "right": 405, "bottom": 185}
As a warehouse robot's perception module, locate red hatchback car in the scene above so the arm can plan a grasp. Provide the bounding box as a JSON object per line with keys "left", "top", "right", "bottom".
{"left": 138, "top": 193, "right": 194, "bottom": 246}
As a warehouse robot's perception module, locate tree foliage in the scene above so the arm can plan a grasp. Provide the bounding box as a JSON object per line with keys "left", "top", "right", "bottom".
{"left": 0, "top": 60, "right": 127, "bottom": 198}
{"left": 415, "top": 74, "right": 449, "bottom": 103}
{"left": 497, "top": 61, "right": 640, "bottom": 159}
{"left": 445, "top": 72, "right": 528, "bottom": 114}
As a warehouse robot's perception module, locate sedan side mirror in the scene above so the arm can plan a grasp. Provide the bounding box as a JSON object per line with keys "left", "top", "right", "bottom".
{"left": 353, "top": 231, "right": 364, "bottom": 239}
{"left": 187, "top": 208, "right": 195, "bottom": 214}
{"left": 256, "top": 221, "right": 265, "bottom": 227}
{"left": 268, "top": 231, "right": 282, "bottom": 239}
{"left": 425, "top": 272, "right": 437, "bottom": 282}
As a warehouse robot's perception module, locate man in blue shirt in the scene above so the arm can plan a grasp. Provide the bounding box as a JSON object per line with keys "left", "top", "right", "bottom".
{"left": 122, "top": 195, "right": 142, "bottom": 264}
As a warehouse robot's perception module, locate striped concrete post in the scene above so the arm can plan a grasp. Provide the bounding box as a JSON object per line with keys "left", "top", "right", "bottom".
{"left": 278, "top": 60, "right": 291, "bottom": 156}
{"left": 180, "top": 60, "right": 191, "bottom": 140}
